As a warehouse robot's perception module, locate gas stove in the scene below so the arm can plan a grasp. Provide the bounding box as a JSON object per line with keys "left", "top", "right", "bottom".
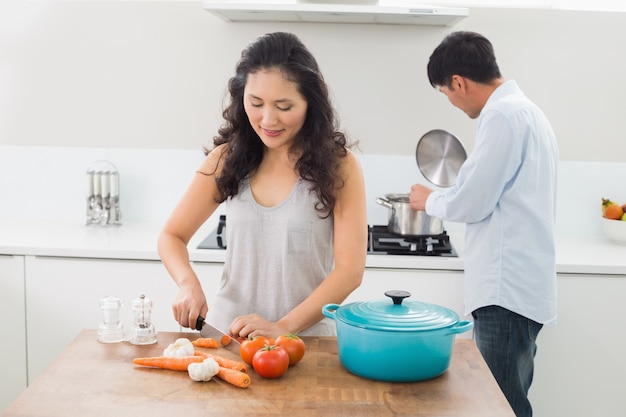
{"left": 198, "top": 215, "right": 228, "bottom": 250}
{"left": 368, "top": 225, "right": 457, "bottom": 257}
{"left": 197, "top": 215, "right": 456, "bottom": 257}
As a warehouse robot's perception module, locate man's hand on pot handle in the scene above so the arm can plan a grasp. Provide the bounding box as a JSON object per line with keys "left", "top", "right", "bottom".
{"left": 410, "top": 184, "right": 433, "bottom": 211}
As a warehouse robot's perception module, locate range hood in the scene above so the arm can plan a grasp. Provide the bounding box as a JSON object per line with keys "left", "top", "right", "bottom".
{"left": 203, "top": 2, "right": 469, "bottom": 26}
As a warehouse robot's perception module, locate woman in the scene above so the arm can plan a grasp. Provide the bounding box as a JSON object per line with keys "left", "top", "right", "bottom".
{"left": 157, "top": 32, "right": 367, "bottom": 338}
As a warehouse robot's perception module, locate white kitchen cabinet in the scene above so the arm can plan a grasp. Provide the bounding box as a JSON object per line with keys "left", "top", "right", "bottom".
{"left": 191, "top": 261, "right": 224, "bottom": 306}
{"left": 530, "top": 273, "right": 626, "bottom": 417}
{"left": 345, "top": 267, "right": 471, "bottom": 338}
{"left": 23, "top": 256, "right": 184, "bottom": 382}
{"left": 0, "top": 255, "right": 27, "bottom": 413}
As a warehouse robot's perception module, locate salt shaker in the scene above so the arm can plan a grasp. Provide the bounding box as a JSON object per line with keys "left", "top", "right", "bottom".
{"left": 129, "top": 294, "right": 157, "bottom": 345}
{"left": 97, "top": 296, "right": 125, "bottom": 343}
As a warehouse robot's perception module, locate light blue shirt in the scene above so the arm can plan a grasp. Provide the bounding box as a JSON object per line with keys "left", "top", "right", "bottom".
{"left": 426, "top": 80, "right": 559, "bottom": 325}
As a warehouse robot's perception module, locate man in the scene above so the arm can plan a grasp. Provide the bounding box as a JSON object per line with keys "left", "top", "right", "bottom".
{"left": 410, "top": 31, "right": 558, "bottom": 417}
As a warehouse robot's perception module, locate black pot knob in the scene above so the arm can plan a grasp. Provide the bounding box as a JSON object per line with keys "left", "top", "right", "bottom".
{"left": 384, "top": 290, "right": 411, "bottom": 305}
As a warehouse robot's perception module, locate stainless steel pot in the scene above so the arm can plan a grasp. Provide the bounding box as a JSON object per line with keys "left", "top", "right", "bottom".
{"left": 376, "top": 193, "right": 443, "bottom": 236}
{"left": 322, "top": 290, "right": 473, "bottom": 382}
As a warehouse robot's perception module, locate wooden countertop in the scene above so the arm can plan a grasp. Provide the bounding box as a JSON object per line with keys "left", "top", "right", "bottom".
{"left": 3, "top": 330, "right": 515, "bottom": 417}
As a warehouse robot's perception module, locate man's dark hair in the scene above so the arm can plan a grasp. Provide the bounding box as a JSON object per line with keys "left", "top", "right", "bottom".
{"left": 427, "top": 31, "right": 502, "bottom": 88}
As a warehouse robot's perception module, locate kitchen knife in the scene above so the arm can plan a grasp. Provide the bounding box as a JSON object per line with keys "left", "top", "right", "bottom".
{"left": 195, "top": 316, "right": 241, "bottom": 353}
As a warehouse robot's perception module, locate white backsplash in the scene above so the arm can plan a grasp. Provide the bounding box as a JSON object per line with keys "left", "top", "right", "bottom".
{"left": 0, "top": 145, "right": 623, "bottom": 238}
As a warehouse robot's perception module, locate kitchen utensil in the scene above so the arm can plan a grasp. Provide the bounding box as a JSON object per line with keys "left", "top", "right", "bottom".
{"left": 416, "top": 129, "right": 467, "bottom": 187}
{"left": 109, "top": 171, "right": 121, "bottom": 223}
{"left": 99, "top": 171, "right": 110, "bottom": 226}
{"left": 86, "top": 160, "right": 121, "bottom": 226}
{"left": 196, "top": 316, "right": 241, "bottom": 353}
{"left": 129, "top": 294, "right": 157, "bottom": 345}
{"left": 322, "top": 290, "right": 473, "bottom": 382}
{"left": 91, "top": 171, "right": 103, "bottom": 222}
{"left": 376, "top": 193, "right": 443, "bottom": 236}
{"left": 97, "top": 296, "right": 125, "bottom": 343}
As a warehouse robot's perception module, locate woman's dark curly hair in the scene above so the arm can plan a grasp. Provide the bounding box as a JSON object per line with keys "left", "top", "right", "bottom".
{"left": 208, "top": 32, "right": 350, "bottom": 218}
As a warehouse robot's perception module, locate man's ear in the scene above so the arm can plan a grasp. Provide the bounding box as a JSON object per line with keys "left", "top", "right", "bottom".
{"left": 451, "top": 75, "right": 467, "bottom": 93}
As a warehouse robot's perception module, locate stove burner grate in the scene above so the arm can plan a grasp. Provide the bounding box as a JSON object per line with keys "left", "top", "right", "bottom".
{"left": 368, "top": 225, "right": 456, "bottom": 257}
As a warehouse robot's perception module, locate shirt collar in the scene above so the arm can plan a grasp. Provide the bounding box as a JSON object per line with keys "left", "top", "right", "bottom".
{"left": 485, "top": 79, "right": 520, "bottom": 108}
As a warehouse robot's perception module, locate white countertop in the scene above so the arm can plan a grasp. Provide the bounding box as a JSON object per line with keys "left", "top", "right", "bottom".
{"left": 0, "top": 219, "right": 624, "bottom": 275}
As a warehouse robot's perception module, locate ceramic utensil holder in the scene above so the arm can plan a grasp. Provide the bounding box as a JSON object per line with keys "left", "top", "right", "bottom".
{"left": 86, "top": 160, "right": 121, "bottom": 226}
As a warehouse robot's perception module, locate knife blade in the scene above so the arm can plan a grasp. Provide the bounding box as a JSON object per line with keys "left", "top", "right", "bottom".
{"left": 195, "top": 316, "right": 241, "bottom": 353}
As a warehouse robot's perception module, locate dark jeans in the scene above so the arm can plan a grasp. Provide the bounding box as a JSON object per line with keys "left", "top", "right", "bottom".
{"left": 472, "top": 306, "right": 543, "bottom": 417}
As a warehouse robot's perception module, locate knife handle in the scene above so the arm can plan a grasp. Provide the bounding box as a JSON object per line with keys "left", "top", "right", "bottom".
{"left": 195, "top": 316, "right": 205, "bottom": 331}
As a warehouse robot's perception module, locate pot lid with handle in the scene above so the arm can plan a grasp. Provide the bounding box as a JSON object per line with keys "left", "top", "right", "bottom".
{"left": 415, "top": 129, "right": 467, "bottom": 187}
{"left": 335, "top": 290, "right": 460, "bottom": 332}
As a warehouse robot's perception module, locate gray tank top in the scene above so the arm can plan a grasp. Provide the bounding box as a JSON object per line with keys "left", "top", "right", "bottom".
{"left": 207, "top": 178, "right": 336, "bottom": 336}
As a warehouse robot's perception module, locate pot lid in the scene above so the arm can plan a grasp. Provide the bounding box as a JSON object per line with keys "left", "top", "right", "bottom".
{"left": 335, "top": 290, "right": 459, "bottom": 332}
{"left": 415, "top": 129, "right": 467, "bottom": 187}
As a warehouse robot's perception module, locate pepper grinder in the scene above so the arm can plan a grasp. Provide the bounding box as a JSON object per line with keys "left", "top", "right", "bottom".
{"left": 129, "top": 294, "right": 157, "bottom": 345}
{"left": 97, "top": 296, "right": 125, "bottom": 343}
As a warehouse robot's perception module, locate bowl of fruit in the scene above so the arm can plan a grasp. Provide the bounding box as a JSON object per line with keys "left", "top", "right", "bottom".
{"left": 601, "top": 198, "right": 626, "bottom": 245}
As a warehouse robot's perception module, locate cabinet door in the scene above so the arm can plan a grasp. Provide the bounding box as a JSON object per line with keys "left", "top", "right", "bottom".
{"left": 190, "top": 262, "right": 224, "bottom": 306}
{"left": 530, "top": 273, "right": 626, "bottom": 417}
{"left": 0, "top": 255, "right": 27, "bottom": 412}
{"left": 24, "top": 256, "right": 181, "bottom": 383}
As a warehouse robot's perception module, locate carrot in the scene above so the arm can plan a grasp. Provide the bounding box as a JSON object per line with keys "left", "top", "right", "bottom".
{"left": 191, "top": 337, "right": 220, "bottom": 348}
{"left": 220, "top": 334, "right": 232, "bottom": 346}
{"left": 216, "top": 366, "right": 250, "bottom": 388}
{"left": 132, "top": 355, "right": 205, "bottom": 371}
{"left": 194, "top": 350, "right": 249, "bottom": 373}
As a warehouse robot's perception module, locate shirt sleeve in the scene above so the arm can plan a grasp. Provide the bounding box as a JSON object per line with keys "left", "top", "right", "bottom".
{"left": 425, "top": 109, "right": 523, "bottom": 224}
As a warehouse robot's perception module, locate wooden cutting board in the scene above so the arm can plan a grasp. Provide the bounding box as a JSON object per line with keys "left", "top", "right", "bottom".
{"left": 2, "top": 330, "right": 515, "bottom": 417}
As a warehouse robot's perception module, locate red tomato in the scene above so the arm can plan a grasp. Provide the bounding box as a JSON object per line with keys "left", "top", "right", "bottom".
{"left": 239, "top": 336, "right": 269, "bottom": 365}
{"left": 276, "top": 333, "right": 306, "bottom": 366}
{"left": 252, "top": 345, "right": 289, "bottom": 379}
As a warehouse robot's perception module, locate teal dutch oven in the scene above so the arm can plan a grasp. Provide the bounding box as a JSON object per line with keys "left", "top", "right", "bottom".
{"left": 322, "top": 290, "right": 473, "bottom": 382}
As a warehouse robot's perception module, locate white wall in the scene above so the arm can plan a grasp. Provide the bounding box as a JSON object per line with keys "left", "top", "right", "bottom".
{"left": 2, "top": 1, "right": 626, "bottom": 162}
{"left": 1, "top": 145, "right": 624, "bottom": 239}
{"left": 2, "top": 1, "right": 625, "bottom": 236}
